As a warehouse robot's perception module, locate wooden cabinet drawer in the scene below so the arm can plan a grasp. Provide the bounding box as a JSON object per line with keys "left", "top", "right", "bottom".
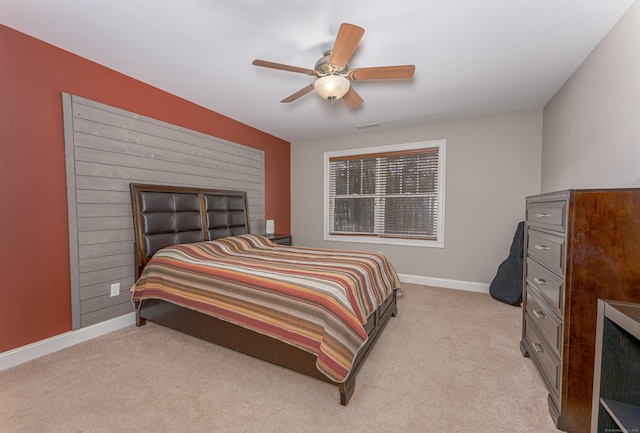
{"left": 525, "top": 287, "right": 562, "bottom": 355}
{"left": 363, "top": 312, "right": 375, "bottom": 335}
{"left": 364, "top": 293, "right": 394, "bottom": 335}
{"left": 526, "top": 200, "right": 567, "bottom": 232}
{"left": 527, "top": 229, "right": 566, "bottom": 276}
{"left": 377, "top": 294, "right": 393, "bottom": 320}
{"left": 526, "top": 258, "right": 564, "bottom": 313}
{"left": 525, "top": 316, "right": 561, "bottom": 403}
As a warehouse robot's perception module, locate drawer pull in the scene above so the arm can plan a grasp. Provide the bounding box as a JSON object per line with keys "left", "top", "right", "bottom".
{"left": 533, "top": 343, "right": 545, "bottom": 353}
{"left": 534, "top": 213, "right": 550, "bottom": 218}
{"left": 532, "top": 310, "right": 546, "bottom": 319}
{"left": 534, "top": 244, "right": 550, "bottom": 251}
{"left": 533, "top": 277, "right": 549, "bottom": 286}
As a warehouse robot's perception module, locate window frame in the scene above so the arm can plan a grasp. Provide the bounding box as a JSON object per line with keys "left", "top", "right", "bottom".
{"left": 324, "top": 139, "right": 446, "bottom": 248}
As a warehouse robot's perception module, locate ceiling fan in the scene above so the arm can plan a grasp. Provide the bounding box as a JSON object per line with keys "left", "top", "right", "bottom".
{"left": 252, "top": 23, "right": 415, "bottom": 109}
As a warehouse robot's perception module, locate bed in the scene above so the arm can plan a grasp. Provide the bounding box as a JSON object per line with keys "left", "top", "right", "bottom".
{"left": 129, "top": 183, "right": 401, "bottom": 404}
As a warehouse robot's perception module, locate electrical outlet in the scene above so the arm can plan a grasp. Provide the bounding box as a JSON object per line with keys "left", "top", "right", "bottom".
{"left": 110, "top": 282, "right": 120, "bottom": 297}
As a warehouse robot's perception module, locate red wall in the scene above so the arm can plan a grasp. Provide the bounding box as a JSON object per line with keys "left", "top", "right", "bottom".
{"left": 0, "top": 25, "right": 291, "bottom": 353}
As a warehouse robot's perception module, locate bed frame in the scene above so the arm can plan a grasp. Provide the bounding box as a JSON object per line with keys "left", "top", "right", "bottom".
{"left": 130, "top": 183, "right": 398, "bottom": 405}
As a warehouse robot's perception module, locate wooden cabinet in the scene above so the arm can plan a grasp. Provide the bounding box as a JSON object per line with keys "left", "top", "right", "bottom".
{"left": 591, "top": 300, "right": 640, "bottom": 433}
{"left": 520, "top": 189, "right": 640, "bottom": 433}
{"left": 268, "top": 234, "right": 292, "bottom": 246}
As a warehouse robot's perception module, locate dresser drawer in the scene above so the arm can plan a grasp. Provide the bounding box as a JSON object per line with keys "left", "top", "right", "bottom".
{"left": 525, "top": 287, "right": 562, "bottom": 355}
{"left": 526, "top": 200, "right": 567, "bottom": 232}
{"left": 526, "top": 258, "right": 564, "bottom": 313}
{"left": 527, "top": 229, "right": 565, "bottom": 276}
{"left": 524, "top": 316, "right": 561, "bottom": 403}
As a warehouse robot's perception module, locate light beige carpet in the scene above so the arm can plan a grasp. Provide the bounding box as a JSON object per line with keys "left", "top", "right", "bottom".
{"left": 0, "top": 284, "right": 560, "bottom": 433}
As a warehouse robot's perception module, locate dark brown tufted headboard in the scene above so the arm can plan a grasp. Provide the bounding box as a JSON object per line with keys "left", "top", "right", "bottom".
{"left": 130, "top": 183, "right": 249, "bottom": 277}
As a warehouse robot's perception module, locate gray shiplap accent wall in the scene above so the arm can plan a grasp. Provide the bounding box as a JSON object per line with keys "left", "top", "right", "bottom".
{"left": 63, "top": 93, "right": 265, "bottom": 329}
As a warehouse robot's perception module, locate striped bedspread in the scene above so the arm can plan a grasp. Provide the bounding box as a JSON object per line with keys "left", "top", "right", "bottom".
{"left": 131, "top": 234, "right": 400, "bottom": 382}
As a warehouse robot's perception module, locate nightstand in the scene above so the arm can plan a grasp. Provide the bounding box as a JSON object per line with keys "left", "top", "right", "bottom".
{"left": 267, "top": 234, "right": 291, "bottom": 246}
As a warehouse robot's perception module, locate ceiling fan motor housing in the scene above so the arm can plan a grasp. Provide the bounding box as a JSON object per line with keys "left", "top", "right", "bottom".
{"left": 314, "top": 51, "right": 348, "bottom": 76}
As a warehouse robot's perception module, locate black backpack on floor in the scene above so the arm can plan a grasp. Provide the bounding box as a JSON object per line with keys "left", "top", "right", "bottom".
{"left": 489, "top": 221, "right": 525, "bottom": 306}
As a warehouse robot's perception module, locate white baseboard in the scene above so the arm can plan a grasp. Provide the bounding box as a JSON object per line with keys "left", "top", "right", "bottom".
{"left": 0, "top": 312, "right": 136, "bottom": 372}
{"left": 398, "top": 273, "right": 490, "bottom": 293}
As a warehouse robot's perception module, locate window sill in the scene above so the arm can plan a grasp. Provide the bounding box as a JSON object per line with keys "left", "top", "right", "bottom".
{"left": 324, "top": 233, "right": 444, "bottom": 248}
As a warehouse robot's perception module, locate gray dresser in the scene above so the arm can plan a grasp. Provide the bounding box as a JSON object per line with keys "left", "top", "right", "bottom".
{"left": 520, "top": 189, "right": 640, "bottom": 433}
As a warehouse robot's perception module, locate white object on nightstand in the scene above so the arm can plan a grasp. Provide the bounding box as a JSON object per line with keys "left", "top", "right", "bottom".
{"left": 266, "top": 220, "right": 275, "bottom": 235}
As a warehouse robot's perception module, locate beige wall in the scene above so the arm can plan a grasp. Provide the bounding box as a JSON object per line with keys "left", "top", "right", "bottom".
{"left": 542, "top": 1, "right": 640, "bottom": 191}
{"left": 291, "top": 109, "right": 542, "bottom": 287}
{"left": 290, "top": 0, "right": 640, "bottom": 289}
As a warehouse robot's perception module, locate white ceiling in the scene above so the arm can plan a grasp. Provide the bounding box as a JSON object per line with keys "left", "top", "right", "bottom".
{"left": 1, "top": 0, "right": 635, "bottom": 143}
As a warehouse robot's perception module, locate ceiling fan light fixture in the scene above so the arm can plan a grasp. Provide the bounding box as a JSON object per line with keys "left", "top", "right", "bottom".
{"left": 314, "top": 75, "right": 350, "bottom": 102}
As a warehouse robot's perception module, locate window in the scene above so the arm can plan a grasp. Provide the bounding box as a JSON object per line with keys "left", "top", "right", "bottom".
{"left": 325, "top": 140, "right": 445, "bottom": 247}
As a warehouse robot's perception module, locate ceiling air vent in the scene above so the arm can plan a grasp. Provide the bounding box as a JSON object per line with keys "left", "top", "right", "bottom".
{"left": 356, "top": 123, "right": 381, "bottom": 130}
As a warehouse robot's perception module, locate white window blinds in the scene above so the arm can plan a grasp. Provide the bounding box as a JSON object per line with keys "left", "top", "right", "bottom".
{"left": 328, "top": 146, "right": 441, "bottom": 240}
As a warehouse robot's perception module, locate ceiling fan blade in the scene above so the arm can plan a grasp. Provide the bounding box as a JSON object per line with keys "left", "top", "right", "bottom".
{"left": 252, "top": 59, "right": 315, "bottom": 75}
{"left": 349, "top": 65, "right": 416, "bottom": 81}
{"left": 343, "top": 88, "right": 364, "bottom": 109}
{"left": 329, "top": 23, "right": 365, "bottom": 68}
{"left": 281, "top": 83, "right": 315, "bottom": 103}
